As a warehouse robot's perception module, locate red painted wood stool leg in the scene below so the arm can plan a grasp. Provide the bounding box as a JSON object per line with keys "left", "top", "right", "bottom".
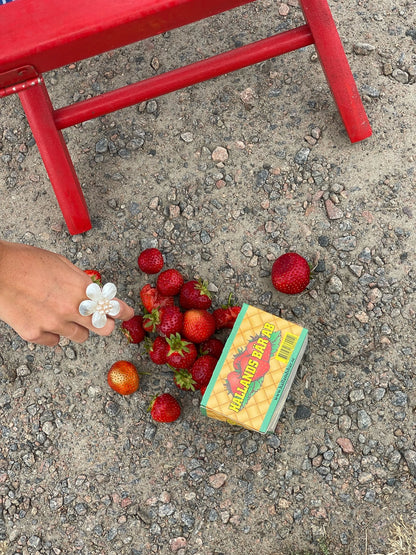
{"left": 299, "top": 0, "right": 372, "bottom": 142}
{"left": 17, "top": 77, "right": 92, "bottom": 234}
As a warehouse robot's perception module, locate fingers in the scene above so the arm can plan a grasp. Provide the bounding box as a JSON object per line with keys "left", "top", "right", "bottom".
{"left": 60, "top": 322, "right": 90, "bottom": 344}
{"left": 113, "top": 299, "right": 135, "bottom": 322}
{"left": 25, "top": 331, "right": 61, "bottom": 347}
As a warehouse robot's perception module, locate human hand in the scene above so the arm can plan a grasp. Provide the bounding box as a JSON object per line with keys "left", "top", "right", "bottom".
{"left": 0, "top": 240, "right": 134, "bottom": 346}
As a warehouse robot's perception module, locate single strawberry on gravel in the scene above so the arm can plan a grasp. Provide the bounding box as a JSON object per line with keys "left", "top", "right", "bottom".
{"left": 138, "top": 248, "right": 164, "bottom": 274}
{"left": 121, "top": 315, "right": 146, "bottom": 344}
{"left": 271, "top": 252, "right": 310, "bottom": 294}
{"left": 149, "top": 393, "right": 181, "bottom": 423}
{"left": 107, "top": 361, "right": 140, "bottom": 396}
{"left": 182, "top": 309, "right": 216, "bottom": 344}
{"left": 156, "top": 268, "right": 184, "bottom": 296}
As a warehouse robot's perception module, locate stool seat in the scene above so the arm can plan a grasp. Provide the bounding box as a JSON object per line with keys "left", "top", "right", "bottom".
{"left": 1, "top": 0, "right": 372, "bottom": 235}
{"left": 0, "top": 0, "right": 253, "bottom": 77}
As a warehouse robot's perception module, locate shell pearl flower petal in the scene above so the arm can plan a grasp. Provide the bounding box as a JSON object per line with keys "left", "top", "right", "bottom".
{"left": 86, "top": 282, "right": 102, "bottom": 301}
{"left": 107, "top": 300, "right": 120, "bottom": 317}
{"left": 79, "top": 300, "right": 97, "bottom": 316}
{"left": 78, "top": 282, "right": 119, "bottom": 328}
{"left": 102, "top": 282, "right": 117, "bottom": 300}
{"left": 92, "top": 311, "right": 108, "bottom": 329}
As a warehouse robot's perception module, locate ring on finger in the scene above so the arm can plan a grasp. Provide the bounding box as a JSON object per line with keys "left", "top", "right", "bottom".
{"left": 78, "top": 282, "right": 120, "bottom": 329}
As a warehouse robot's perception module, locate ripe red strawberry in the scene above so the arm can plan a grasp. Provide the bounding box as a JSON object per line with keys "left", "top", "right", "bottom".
{"left": 200, "top": 386, "right": 207, "bottom": 396}
{"left": 199, "top": 337, "right": 224, "bottom": 359}
{"left": 182, "top": 309, "right": 216, "bottom": 344}
{"left": 166, "top": 333, "right": 198, "bottom": 369}
{"left": 147, "top": 336, "right": 170, "bottom": 365}
{"left": 149, "top": 393, "right": 181, "bottom": 423}
{"left": 140, "top": 284, "right": 174, "bottom": 313}
{"left": 157, "top": 305, "right": 184, "bottom": 337}
{"left": 179, "top": 279, "right": 212, "bottom": 310}
{"left": 271, "top": 252, "right": 310, "bottom": 294}
{"left": 138, "top": 248, "right": 164, "bottom": 274}
{"left": 84, "top": 269, "right": 102, "bottom": 285}
{"left": 142, "top": 309, "right": 160, "bottom": 334}
{"left": 156, "top": 268, "right": 184, "bottom": 296}
{"left": 213, "top": 298, "right": 241, "bottom": 330}
{"left": 190, "top": 355, "right": 217, "bottom": 390}
{"left": 173, "top": 368, "right": 197, "bottom": 391}
{"left": 121, "top": 315, "right": 146, "bottom": 344}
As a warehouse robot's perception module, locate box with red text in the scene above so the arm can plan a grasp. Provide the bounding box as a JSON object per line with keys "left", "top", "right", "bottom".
{"left": 200, "top": 304, "right": 308, "bottom": 434}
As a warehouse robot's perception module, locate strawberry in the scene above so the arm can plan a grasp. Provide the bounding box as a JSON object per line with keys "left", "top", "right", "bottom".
{"left": 147, "top": 336, "right": 170, "bottom": 365}
{"left": 149, "top": 393, "right": 181, "bottom": 423}
{"left": 190, "top": 355, "right": 217, "bottom": 390}
{"left": 157, "top": 305, "right": 184, "bottom": 337}
{"left": 140, "top": 284, "right": 174, "bottom": 313}
{"left": 173, "top": 368, "right": 197, "bottom": 391}
{"left": 212, "top": 294, "right": 241, "bottom": 330}
{"left": 179, "top": 279, "right": 212, "bottom": 310}
{"left": 200, "top": 386, "right": 207, "bottom": 396}
{"left": 84, "top": 269, "right": 102, "bottom": 285}
{"left": 142, "top": 309, "right": 160, "bottom": 333}
{"left": 166, "top": 333, "right": 198, "bottom": 369}
{"left": 121, "top": 315, "right": 146, "bottom": 344}
{"left": 156, "top": 268, "right": 184, "bottom": 296}
{"left": 199, "top": 337, "right": 224, "bottom": 359}
{"left": 138, "top": 248, "right": 164, "bottom": 274}
{"left": 107, "top": 361, "right": 140, "bottom": 395}
{"left": 271, "top": 252, "right": 310, "bottom": 294}
{"left": 182, "top": 309, "right": 216, "bottom": 344}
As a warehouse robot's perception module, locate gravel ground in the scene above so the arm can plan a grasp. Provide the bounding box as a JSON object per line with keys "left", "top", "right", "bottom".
{"left": 1, "top": 1, "right": 416, "bottom": 554}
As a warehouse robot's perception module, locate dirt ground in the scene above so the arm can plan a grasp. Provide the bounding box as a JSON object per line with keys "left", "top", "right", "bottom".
{"left": 0, "top": 1, "right": 415, "bottom": 554}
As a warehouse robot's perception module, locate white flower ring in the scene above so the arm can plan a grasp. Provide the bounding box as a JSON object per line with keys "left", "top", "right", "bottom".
{"left": 78, "top": 282, "right": 120, "bottom": 329}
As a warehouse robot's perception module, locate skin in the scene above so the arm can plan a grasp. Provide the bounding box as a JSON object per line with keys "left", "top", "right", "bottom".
{"left": 0, "top": 240, "right": 134, "bottom": 346}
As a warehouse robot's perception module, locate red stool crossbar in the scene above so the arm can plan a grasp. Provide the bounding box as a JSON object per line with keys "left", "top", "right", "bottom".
{"left": 0, "top": 0, "right": 372, "bottom": 235}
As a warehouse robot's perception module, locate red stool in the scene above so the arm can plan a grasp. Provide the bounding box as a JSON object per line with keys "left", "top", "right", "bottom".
{"left": 0, "top": 0, "right": 372, "bottom": 235}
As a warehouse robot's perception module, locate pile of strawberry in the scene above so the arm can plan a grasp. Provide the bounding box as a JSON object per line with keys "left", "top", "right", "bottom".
{"left": 87, "top": 248, "right": 312, "bottom": 423}
{"left": 121, "top": 248, "right": 240, "bottom": 422}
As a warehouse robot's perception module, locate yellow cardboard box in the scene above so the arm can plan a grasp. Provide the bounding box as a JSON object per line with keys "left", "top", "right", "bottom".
{"left": 200, "top": 303, "right": 308, "bottom": 433}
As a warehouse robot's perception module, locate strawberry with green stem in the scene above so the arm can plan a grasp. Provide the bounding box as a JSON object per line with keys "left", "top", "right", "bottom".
{"left": 84, "top": 269, "right": 102, "bottom": 285}
{"left": 173, "top": 368, "right": 197, "bottom": 391}
{"left": 213, "top": 294, "right": 241, "bottom": 330}
{"left": 166, "top": 333, "right": 198, "bottom": 369}
{"left": 179, "top": 279, "right": 212, "bottom": 310}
